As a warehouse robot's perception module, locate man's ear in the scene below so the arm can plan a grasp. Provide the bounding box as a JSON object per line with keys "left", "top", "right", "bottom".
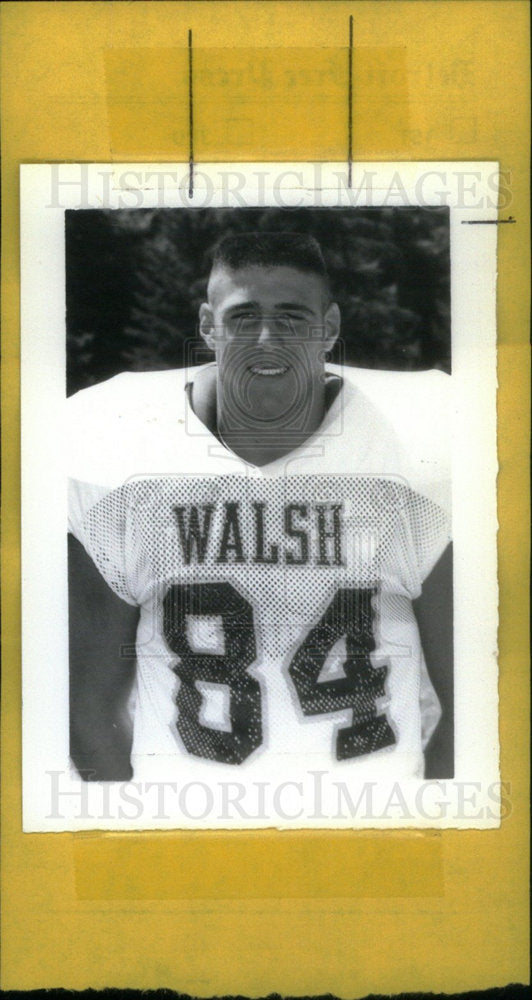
{"left": 199, "top": 303, "right": 216, "bottom": 350}
{"left": 324, "top": 302, "right": 341, "bottom": 351}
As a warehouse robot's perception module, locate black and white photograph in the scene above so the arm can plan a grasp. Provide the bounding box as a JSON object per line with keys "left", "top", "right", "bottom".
{"left": 21, "top": 162, "right": 499, "bottom": 830}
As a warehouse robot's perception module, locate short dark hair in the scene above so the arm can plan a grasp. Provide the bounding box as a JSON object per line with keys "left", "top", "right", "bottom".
{"left": 210, "top": 231, "right": 328, "bottom": 281}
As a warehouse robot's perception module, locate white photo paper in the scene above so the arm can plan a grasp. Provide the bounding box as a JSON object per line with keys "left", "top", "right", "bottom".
{"left": 21, "top": 161, "right": 499, "bottom": 830}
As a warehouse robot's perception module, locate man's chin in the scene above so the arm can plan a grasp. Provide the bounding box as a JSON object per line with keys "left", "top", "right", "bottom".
{"left": 220, "top": 364, "right": 310, "bottom": 424}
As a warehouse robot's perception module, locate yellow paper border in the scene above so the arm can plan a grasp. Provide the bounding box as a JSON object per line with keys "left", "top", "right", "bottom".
{"left": 1, "top": 1, "right": 529, "bottom": 993}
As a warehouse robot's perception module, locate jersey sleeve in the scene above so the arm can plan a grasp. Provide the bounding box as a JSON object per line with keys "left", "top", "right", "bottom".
{"left": 67, "top": 375, "right": 148, "bottom": 606}
{"left": 405, "top": 478, "right": 451, "bottom": 586}
{"left": 69, "top": 481, "right": 140, "bottom": 606}
{"left": 347, "top": 367, "right": 452, "bottom": 587}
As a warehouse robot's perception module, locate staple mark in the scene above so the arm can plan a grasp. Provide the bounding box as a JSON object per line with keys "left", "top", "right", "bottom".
{"left": 462, "top": 217, "right": 516, "bottom": 224}
{"left": 188, "top": 28, "right": 194, "bottom": 198}
{"left": 348, "top": 14, "right": 354, "bottom": 187}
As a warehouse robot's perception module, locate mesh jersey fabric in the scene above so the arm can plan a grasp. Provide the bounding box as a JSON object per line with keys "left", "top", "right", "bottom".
{"left": 68, "top": 364, "right": 451, "bottom": 783}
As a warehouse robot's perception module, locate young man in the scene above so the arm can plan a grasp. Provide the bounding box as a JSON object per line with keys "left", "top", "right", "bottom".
{"left": 68, "top": 232, "right": 452, "bottom": 789}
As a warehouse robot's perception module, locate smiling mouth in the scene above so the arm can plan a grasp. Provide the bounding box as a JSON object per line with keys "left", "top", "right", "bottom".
{"left": 248, "top": 365, "right": 289, "bottom": 376}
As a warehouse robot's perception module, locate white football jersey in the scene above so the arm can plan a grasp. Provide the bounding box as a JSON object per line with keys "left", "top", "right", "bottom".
{"left": 68, "top": 364, "right": 451, "bottom": 785}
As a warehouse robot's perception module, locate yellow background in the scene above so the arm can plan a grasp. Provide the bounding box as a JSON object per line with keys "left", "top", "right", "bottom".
{"left": 1, "top": 0, "right": 529, "bottom": 993}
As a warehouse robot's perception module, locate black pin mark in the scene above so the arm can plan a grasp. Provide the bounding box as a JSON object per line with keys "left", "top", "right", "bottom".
{"left": 348, "top": 14, "right": 354, "bottom": 187}
{"left": 462, "top": 217, "right": 516, "bottom": 224}
{"left": 188, "top": 28, "right": 194, "bottom": 198}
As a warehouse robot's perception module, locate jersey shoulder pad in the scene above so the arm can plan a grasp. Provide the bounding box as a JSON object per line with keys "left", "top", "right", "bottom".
{"left": 338, "top": 364, "right": 450, "bottom": 457}
{"left": 68, "top": 368, "right": 189, "bottom": 422}
{"left": 335, "top": 365, "right": 451, "bottom": 511}
{"left": 334, "top": 364, "right": 450, "bottom": 419}
{"left": 67, "top": 368, "right": 191, "bottom": 486}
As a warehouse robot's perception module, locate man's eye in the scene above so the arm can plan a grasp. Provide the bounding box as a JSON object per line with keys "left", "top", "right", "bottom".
{"left": 279, "top": 314, "right": 307, "bottom": 325}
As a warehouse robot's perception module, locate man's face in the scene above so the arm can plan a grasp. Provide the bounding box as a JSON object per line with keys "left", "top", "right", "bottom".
{"left": 199, "top": 265, "right": 340, "bottom": 431}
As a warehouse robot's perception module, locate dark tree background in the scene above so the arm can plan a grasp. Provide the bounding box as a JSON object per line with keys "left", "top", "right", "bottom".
{"left": 66, "top": 206, "right": 450, "bottom": 396}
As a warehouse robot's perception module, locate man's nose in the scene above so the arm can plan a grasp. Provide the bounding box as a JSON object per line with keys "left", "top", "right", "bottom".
{"left": 257, "top": 318, "right": 279, "bottom": 347}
